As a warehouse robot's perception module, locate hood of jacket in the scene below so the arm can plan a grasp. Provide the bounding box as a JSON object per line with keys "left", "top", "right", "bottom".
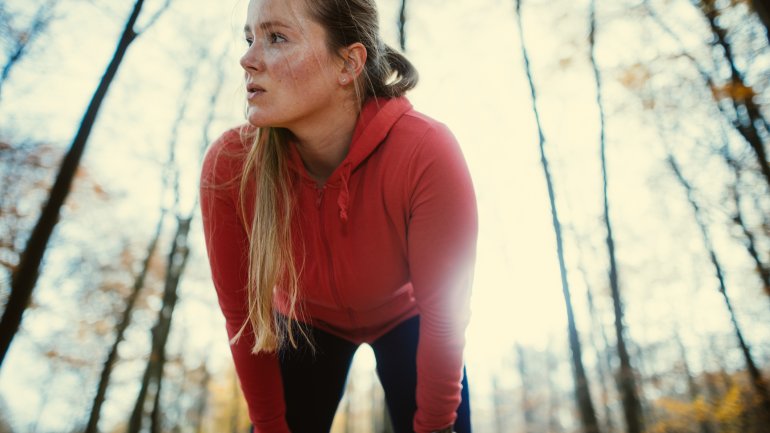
{"left": 286, "top": 96, "right": 413, "bottom": 222}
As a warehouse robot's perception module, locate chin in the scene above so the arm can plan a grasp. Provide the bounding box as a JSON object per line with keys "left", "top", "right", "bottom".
{"left": 246, "top": 108, "right": 282, "bottom": 129}
{"left": 245, "top": 113, "right": 269, "bottom": 128}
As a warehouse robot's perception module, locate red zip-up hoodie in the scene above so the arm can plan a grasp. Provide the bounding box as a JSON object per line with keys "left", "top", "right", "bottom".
{"left": 200, "top": 97, "right": 477, "bottom": 433}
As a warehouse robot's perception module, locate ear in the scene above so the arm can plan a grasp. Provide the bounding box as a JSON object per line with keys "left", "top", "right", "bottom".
{"left": 337, "top": 42, "right": 367, "bottom": 86}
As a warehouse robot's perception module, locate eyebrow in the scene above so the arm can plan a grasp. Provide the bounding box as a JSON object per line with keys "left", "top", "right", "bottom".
{"left": 244, "top": 20, "right": 291, "bottom": 33}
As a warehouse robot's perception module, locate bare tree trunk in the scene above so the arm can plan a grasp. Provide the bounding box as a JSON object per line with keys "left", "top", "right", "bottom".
{"left": 0, "top": 0, "right": 170, "bottom": 368}
{"left": 589, "top": 2, "right": 645, "bottom": 433}
{"left": 83, "top": 212, "right": 165, "bottom": 433}
{"left": 667, "top": 152, "right": 770, "bottom": 423}
{"left": 151, "top": 361, "right": 164, "bottom": 433}
{"left": 168, "top": 355, "right": 187, "bottom": 433}
{"left": 128, "top": 323, "right": 161, "bottom": 433}
{"left": 398, "top": 0, "right": 407, "bottom": 51}
{"left": 514, "top": 2, "right": 601, "bottom": 432}
{"left": 127, "top": 216, "right": 192, "bottom": 433}
{"left": 582, "top": 266, "right": 615, "bottom": 433}
{"left": 568, "top": 224, "right": 616, "bottom": 433}
{"left": 0, "top": 0, "right": 58, "bottom": 101}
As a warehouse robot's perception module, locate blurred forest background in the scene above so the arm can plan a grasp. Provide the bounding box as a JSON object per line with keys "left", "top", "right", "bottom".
{"left": 1, "top": 0, "right": 770, "bottom": 432}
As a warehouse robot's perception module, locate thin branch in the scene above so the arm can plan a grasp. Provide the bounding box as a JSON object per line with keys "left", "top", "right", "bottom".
{"left": 136, "top": 0, "right": 172, "bottom": 35}
{"left": 0, "top": 0, "right": 59, "bottom": 101}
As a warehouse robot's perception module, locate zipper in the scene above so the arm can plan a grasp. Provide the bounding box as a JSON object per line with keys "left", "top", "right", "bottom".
{"left": 315, "top": 185, "right": 358, "bottom": 328}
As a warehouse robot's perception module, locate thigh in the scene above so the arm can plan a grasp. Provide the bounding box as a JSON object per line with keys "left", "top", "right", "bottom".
{"left": 279, "top": 325, "right": 359, "bottom": 433}
{"left": 371, "top": 316, "right": 472, "bottom": 433}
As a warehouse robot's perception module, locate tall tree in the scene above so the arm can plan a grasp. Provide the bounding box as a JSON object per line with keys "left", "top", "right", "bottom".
{"left": 83, "top": 210, "right": 165, "bottom": 433}
{"left": 127, "top": 56, "right": 201, "bottom": 432}
{"left": 127, "top": 215, "right": 192, "bottom": 433}
{"left": 589, "top": 2, "right": 645, "bottom": 433}
{"left": 514, "top": 1, "right": 601, "bottom": 432}
{"left": 574, "top": 241, "right": 616, "bottom": 433}
{"left": 667, "top": 151, "right": 770, "bottom": 423}
{"left": 0, "top": 0, "right": 172, "bottom": 368}
{"left": 127, "top": 40, "right": 227, "bottom": 431}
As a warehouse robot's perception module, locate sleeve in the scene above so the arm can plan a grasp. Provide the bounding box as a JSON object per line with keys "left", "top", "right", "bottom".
{"left": 406, "top": 124, "right": 478, "bottom": 433}
{"left": 199, "top": 131, "right": 291, "bottom": 433}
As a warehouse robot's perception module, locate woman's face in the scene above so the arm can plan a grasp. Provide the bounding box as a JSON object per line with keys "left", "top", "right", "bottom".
{"left": 240, "top": 0, "right": 343, "bottom": 130}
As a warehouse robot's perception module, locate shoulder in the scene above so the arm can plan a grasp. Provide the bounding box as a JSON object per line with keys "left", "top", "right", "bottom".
{"left": 387, "top": 107, "right": 460, "bottom": 161}
{"left": 201, "top": 125, "right": 254, "bottom": 186}
{"left": 380, "top": 106, "right": 473, "bottom": 201}
{"left": 385, "top": 107, "right": 464, "bottom": 175}
{"left": 393, "top": 107, "right": 454, "bottom": 142}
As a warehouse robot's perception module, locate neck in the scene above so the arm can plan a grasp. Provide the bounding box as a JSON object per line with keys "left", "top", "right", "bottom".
{"left": 289, "top": 99, "right": 360, "bottom": 184}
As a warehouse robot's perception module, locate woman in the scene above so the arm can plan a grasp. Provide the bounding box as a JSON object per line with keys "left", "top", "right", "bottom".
{"left": 200, "top": 0, "right": 477, "bottom": 432}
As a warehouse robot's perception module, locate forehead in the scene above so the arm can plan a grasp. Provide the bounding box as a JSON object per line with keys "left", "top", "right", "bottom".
{"left": 246, "top": 0, "right": 311, "bottom": 28}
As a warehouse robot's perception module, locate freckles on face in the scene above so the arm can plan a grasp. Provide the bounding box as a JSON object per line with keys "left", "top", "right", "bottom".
{"left": 243, "top": 0, "right": 342, "bottom": 128}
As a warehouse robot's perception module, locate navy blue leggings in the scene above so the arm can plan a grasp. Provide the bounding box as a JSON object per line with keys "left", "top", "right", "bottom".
{"left": 276, "top": 315, "right": 472, "bottom": 433}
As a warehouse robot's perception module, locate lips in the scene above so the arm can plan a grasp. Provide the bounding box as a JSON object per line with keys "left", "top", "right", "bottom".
{"left": 246, "top": 83, "right": 265, "bottom": 100}
{"left": 247, "top": 83, "right": 264, "bottom": 92}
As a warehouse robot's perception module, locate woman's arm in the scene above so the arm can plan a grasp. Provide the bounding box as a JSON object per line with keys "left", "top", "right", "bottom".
{"left": 406, "top": 124, "right": 478, "bottom": 433}
{"left": 200, "top": 131, "right": 291, "bottom": 433}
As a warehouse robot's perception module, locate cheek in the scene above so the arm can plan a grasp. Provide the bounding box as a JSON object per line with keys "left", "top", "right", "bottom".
{"left": 287, "top": 55, "right": 317, "bottom": 83}
{"left": 275, "top": 51, "right": 334, "bottom": 90}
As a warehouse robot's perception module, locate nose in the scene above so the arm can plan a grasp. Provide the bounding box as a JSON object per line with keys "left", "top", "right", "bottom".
{"left": 240, "top": 43, "right": 262, "bottom": 72}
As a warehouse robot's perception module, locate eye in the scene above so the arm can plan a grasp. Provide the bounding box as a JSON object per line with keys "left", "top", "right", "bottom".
{"left": 245, "top": 37, "right": 253, "bottom": 47}
{"left": 269, "top": 32, "right": 287, "bottom": 43}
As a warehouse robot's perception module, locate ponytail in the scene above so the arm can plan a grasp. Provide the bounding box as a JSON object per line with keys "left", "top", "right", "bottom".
{"left": 379, "top": 44, "right": 419, "bottom": 97}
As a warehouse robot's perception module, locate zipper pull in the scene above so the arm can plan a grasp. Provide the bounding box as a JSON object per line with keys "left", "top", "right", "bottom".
{"left": 315, "top": 186, "right": 324, "bottom": 208}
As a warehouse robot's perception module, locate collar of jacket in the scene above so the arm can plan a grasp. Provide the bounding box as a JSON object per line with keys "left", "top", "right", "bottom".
{"left": 286, "top": 96, "right": 413, "bottom": 223}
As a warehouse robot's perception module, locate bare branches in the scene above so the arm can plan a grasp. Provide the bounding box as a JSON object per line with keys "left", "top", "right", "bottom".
{"left": 0, "top": 0, "right": 59, "bottom": 101}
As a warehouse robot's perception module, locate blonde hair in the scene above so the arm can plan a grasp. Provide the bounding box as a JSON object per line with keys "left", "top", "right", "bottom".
{"left": 236, "top": 0, "right": 418, "bottom": 354}
{"left": 232, "top": 126, "right": 307, "bottom": 353}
